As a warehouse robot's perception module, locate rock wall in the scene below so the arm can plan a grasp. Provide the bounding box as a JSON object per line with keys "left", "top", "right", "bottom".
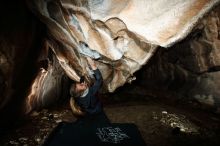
{"left": 136, "top": 6, "right": 220, "bottom": 110}
{"left": 25, "top": 47, "right": 70, "bottom": 112}
{"left": 27, "top": 0, "right": 219, "bottom": 93}
{"left": 0, "top": 0, "right": 220, "bottom": 115}
{"left": 16, "top": 0, "right": 220, "bottom": 112}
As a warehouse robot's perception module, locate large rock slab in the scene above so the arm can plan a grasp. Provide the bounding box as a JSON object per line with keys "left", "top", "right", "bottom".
{"left": 26, "top": 0, "right": 219, "bottom": 92}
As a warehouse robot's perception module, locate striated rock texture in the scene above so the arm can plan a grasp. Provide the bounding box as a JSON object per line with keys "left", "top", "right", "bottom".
{"left": 26, "top": 0, "right": 219, "bottom": 91}
{"left": 23, "top": 0, "right": 219, "bottom": 111}
{"left": 0, "top": 0, "right": 220, "bottom": 115}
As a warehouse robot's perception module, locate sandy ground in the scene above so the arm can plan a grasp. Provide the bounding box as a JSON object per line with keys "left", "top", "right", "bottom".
{"left": 0, "top": 98, "right": 220, "bottom": 146}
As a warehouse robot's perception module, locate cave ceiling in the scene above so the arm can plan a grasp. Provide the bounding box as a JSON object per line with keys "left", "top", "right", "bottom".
{"left": 1, "top": 0, "right": 220, "bottom": 112}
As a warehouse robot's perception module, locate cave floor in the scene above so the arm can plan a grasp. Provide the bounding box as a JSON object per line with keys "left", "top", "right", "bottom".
{"left": 0, "top": 99, "right": 220, "bottom": 146}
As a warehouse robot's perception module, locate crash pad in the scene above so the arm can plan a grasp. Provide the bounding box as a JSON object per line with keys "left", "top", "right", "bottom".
{"left": 42, "top": 122, "right": 146, "bottom": 146}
